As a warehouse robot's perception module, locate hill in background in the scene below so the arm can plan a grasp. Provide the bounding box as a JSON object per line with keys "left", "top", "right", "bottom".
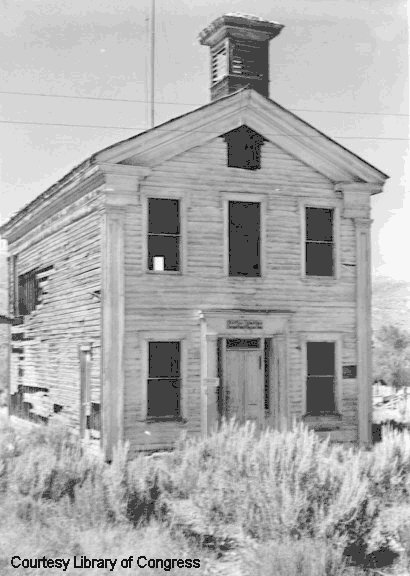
{"left": 372, "top": 276, "right": 410, "bottom": 332}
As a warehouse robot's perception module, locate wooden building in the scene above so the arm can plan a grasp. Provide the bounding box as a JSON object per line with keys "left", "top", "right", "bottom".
{"left": 0, "top": 14, "right": 388, "bottom": 458}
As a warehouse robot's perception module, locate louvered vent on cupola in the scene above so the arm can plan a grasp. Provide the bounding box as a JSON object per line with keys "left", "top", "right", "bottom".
{"left": 222, "top": 125, "right": 265, "bottom": 170}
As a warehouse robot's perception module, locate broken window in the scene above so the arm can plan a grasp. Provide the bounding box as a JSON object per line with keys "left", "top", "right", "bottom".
{"left": 306, "top": 342, "right": 336, "bottom": 415}
{"left": 305, "top": 207, "right": 334, "bottom": 276}
{"left": 17, "top": 266, "right": 53, "bottom": 315}
{"left": 148, "top": 199, "right": 180, "bottom": 272}
{"left": 88, "top": 402, "right": 101, "bottom": 433}
{"left": 147, "top": 341, "right": 180, "bottom": 419}
{"left": 223, "top": 125, "right": 264, "bottom": 170}
{"left": 229, "top": 201, "right": 261, "bottom": 277}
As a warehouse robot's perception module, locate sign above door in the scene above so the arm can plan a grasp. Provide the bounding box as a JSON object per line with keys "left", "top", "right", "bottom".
{"left": 226, "top": 319, "right": 263, "bottom": 330}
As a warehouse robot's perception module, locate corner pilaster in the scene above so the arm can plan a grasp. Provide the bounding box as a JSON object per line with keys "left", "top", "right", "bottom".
{"left": 101, "top": 204, "right": 126, "bottom": 460}
{"left": 355, "top": 217, "right": 372, "bottom": 445}
{"left": 100, "top": 164, "right": 151, "bottom": 460}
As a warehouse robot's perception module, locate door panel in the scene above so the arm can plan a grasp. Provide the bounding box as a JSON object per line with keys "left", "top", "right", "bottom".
{"left": 224, "top": 348, "right": 263, "bottom": 425}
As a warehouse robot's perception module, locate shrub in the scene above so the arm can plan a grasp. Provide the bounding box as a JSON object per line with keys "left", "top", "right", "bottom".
{"left": 160, "top": 421, "right": 378, "bottom": 551}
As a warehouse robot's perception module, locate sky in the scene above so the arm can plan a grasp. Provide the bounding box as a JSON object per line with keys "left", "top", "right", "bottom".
{"left": 0, "top": 0, "right": 408, "bottom": 280}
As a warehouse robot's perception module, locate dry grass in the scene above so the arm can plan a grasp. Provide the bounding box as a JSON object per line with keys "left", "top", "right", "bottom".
{"left": 0, "top": 419, "right": 409, "bottom": 575}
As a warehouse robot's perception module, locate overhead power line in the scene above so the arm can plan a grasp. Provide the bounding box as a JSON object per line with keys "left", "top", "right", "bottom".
{"left": 0, "top": 118, "right": 408, "bottom": 141}
{"left": 0, "top": 89, "right": 408, "bottom": 118}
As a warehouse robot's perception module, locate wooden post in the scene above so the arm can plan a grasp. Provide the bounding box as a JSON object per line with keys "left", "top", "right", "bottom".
{"left": 355, "top": 217, "right": 372, "bottom": 446}
{"left": 102, "top": 205, "right": 126, "bottom": 460}
{"left": 275, "top": 334, "right": 289, "bottom": 431}
{"left": 206, "top": 334, "right": 219, "bottom": 434}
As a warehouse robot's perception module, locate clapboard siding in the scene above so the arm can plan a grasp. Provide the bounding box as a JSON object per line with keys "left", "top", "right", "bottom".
{"left": 8, "top": 190, "right": 102, "bottom": 428}
{"left": 120, "top": 136, "right": 362, "bottom": 451}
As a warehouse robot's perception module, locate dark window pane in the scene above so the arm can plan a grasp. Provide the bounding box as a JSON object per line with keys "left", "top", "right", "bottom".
{"left": 306, "top": 242, "right": 333, "bottom": 276}
{"left": 148, "top": 199, "right": 180, "bottom": 234}
{"left": 148, "top": 235, "right": 179, "bottom": 271}
{"left": 88, "top": 403, "right": 101, "bottom": 431}
{"left": 224, "top": 126, "right": 263, "bottom": 171}
{"left": 149, "top": 341, "right": 180, "bottom": 378}
{"left": 229, "top": 201, "right": 260, "bottom": 276}
{"left": 306, "top": 376, "right": 335, "bottom": 414}
{"left": 307, "top": 342, "right": 335, "bottom": 375}
{"left": 147, "top": 379, "right": 180, "bottom": 418}
{"left": 306, "top": 207, "right": 333, "bottom": 242}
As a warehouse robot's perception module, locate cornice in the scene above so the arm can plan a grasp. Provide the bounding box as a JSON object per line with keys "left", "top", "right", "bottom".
{"left": 2, "top": 168, "right": 105, "bottom": 244}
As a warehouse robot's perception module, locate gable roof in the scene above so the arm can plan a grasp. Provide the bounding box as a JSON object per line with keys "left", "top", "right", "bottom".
{"left": 1, "top": 87, "right": 388, "bottom": 236}
{"left": 95, "top": 87, "right": 389, "bottom": 184}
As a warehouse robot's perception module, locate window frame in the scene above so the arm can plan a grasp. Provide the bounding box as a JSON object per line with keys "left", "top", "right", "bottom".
{"left": 17, "top": 265, "right": 53, "bottom": 316}
{"left": 299, "top": 199, "right": 340, "bottom": 281}
{"left": 301, "top": 333, "right": 342, "bottom": 417}
{"left": 142, "top": 191, "right": 186, "bottom": 275}
{"left": 140, "top": 332, "right": 187, "bottom": 422}
{"left": 223, "top": 193, "right": 266, "bottom": 278}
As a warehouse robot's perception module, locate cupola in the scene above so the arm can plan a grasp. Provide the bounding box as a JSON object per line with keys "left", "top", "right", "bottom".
{"left": 199, "top": 13, "right": 284, "bottom": 101}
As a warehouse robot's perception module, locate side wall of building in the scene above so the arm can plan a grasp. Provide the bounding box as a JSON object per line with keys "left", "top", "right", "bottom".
{"left": 6, "top": 188, "right": 103, "bottom": 430}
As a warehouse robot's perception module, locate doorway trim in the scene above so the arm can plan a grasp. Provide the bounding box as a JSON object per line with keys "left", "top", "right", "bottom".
{"left": 199, "top": 309, "right": 293, "bottom": 435}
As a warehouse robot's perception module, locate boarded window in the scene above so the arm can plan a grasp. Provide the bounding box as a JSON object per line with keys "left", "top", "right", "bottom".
{"left": 305, "top": 207, "right": 334, "bottom": 276}
{"left": 17, "top": 266, "right": 53, "bottom": 316}
{"left": 224, "top": 125, "right": 264, "bottom": 170}
{"left": 148, "top": 198, "right": 180, "bottom": 272}
{"left": 212, "top": 45, "right": 227, "bottom": 84}
{"left": 306, "top": 342, "right": 336, "bottom": 415}
{"left": 229, "top": 201, "right": 260, "bottom": 277}
{"left": 147, "top": 341, "right": 180, "bottom": 419}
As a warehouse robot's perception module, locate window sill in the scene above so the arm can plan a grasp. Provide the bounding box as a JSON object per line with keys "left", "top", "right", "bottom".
{"left": 145, "top": 417, "right": 187, "bottom": 424}
{"left": 228, "top": 275, "right": 263, "bottom": 280}
{"left": 302, "top": 413, "right": 342, "bottom": 431}
{"left": 302, "top": 275, "right": 338, "bottom": 283}
{"left": 146, "top": 270, "right": 182, "bottom": 276}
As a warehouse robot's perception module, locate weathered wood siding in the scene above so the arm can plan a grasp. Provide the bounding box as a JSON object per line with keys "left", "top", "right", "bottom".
{"left": 0, "top": 240, "right": 8, "bottom": 400}
{"left": 122, "top": 137, "right": 362, "bottom": 452}
{"left": 7, "top": 190, "right": 102, "bottom": 427}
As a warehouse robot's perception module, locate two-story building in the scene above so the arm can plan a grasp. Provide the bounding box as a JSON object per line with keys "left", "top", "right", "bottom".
{"left": 0, "top": 14, "right": 388, "bottom": 458}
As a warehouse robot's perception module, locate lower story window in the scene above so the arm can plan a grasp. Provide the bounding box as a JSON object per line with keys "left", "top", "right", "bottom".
{"left": 306, "top": 341, "right": 336, "bottom": 415}
{"left": 147, "top": 341, "right": 180, "bottom": 419}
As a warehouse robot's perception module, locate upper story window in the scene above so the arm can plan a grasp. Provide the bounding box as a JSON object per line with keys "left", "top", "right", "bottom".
{"left": 306, "top": 341, "right": 336, "bottom": 415}
{"left": 148, "top": 198, "right": 180, "bottom": 272}
{"left": 223, "top": 125, "right": 265, "bottom": 171}
{"left": 305, "top": 207, "right": 334, "bottom": 276}
{"left": 147, "top": 341, "right": 181, "bottom": 419}
{"left": 229, "top": 200, "right": 260, "bottom": 277}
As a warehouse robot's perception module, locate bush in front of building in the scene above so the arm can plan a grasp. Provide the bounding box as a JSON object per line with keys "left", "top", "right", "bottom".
{"left": 0, "top": 419, "right": 409, "bottom": 572}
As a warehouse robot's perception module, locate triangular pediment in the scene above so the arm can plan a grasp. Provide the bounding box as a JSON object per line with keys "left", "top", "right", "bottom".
{"left": 95, "top": 88, "right": 388, "bottom": 185}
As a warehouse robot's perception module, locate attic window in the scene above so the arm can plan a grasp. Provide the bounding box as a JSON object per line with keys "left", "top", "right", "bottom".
{"left": 223, "top": 125, "right": 265, "bottom": 170}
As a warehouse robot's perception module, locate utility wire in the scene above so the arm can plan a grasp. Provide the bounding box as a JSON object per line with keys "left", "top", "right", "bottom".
{"left": 0, "top": 118, "right": 408, "bottom": 140}
{"left": 0, "top": 89, "right": 408, "bottom": 118}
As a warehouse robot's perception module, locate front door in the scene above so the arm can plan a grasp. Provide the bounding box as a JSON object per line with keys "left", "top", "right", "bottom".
{"left": 223, "top": 338, "right": 264, "bottom": 426}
